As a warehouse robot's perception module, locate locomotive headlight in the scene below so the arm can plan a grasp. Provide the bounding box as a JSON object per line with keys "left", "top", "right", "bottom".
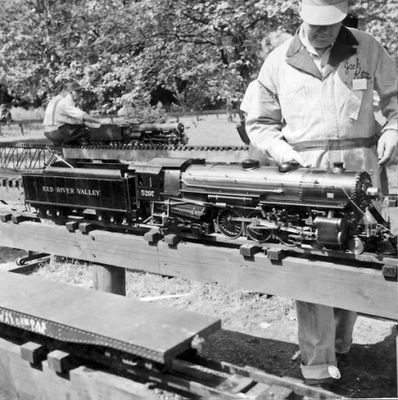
{"left": 365, "top": 187, "right": 379, "bottom": 198}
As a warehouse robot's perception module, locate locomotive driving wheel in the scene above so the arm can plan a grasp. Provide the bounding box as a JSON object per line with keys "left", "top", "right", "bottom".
{"left": 246, "top": 211, "right": 272, "bottom": 242}
{"left": 276, "top": 229, "right": 295, "bottom": 247}
{"left": 216, "top": 209, "right": 243, "bottom": 239}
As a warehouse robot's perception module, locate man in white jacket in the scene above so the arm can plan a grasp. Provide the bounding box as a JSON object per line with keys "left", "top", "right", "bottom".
{"left": 242, "top": 0, "right": 397, "bottom": 387}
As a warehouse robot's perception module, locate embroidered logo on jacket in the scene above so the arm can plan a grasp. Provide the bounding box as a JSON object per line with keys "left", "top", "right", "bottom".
{"left": 343, "top": 58, "right": 370, "bottom": 80}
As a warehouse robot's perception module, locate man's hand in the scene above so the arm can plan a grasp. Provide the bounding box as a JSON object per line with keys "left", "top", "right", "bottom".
{"left": 84, "top": 121, "right": 101, "bottom": 129}
{"left": 282, "top": 147, "right": 310, "bottom": 167}
{"left": 267, "top": 140, "right": 310, "bottom": 167}
{"left": 377, "top": 130, "right": 398, "bottom": 166}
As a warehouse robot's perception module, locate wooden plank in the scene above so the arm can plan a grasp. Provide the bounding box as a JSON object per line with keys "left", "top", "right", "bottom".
{"left": 0, "top": 220, "right": 396, "bottom": 320}
{"left": 0, "top": 337, "right": 159, "bottom": 400}
{"left": 0, "top": 271, "right": 220, "bottom": 363}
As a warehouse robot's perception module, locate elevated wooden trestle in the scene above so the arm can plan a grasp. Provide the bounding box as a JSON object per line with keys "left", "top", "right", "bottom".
{"left": 0, "top": 216, "right": 396, "bottom": 319}
{"left": 0, "top": 211, "right": 396, "bottom": 398}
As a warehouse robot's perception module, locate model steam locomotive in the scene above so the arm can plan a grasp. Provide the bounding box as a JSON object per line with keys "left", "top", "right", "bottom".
{"left": 21, "top": 158, "right": 396, "bottom": 255}
{"left": 84, "top": 122, "right": 188, "bottom": 146}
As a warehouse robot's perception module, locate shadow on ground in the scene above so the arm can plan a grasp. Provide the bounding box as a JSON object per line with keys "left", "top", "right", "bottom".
{"left": 202, "top": 328, "right": 396, "bottom": 398}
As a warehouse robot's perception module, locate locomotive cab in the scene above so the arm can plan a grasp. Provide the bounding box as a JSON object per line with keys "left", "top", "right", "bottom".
{"left": 131, "top": 158, "right": 205, "bottom": 225}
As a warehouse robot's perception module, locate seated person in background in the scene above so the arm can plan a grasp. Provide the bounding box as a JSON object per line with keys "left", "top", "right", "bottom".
{"left": 43, "top": 82, "right": 101, "bottom": 145}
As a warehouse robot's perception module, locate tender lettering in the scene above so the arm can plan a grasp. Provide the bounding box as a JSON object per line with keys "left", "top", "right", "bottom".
{"left": 41, "top": 186, "right": 100, "bottom": 196}
{"left": 76, "top": 188, "right": 101, "bottom": 196}
{"left": 56, "top": 187, "right": 75, "bottom": 194}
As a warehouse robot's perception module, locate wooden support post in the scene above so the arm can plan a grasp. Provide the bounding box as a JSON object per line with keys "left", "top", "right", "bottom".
{"left": 396, "top": 325, "right": 398, "bottom": 398}
{"left": 93, "top": 263, "right": 126, "bottom": 296}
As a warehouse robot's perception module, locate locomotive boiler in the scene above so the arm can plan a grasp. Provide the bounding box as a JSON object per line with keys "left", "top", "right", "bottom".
{"left": 21, "top": 158, "right": 396, "bottom": 256}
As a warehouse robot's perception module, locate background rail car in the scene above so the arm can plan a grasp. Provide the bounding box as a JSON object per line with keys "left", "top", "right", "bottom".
{"left": 0, "top": 271, "right": 339, "bottom": 400}
{"left": 21, "top": 158, "right": 397, "bottom": 257}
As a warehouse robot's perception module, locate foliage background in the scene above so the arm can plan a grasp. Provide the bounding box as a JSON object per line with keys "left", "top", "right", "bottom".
{"left": 0, "top": 0, "right": 396, "bottom": 112}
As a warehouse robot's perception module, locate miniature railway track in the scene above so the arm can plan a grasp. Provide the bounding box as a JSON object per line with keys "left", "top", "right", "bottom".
{"left": 0, "top": 271, "right": 338, "bottom": 400}
{"left": 2, "top": 207, "right": 397, "bottom": 274}
{"left": 0, "top": 142, "right": 250, "bottom": 171}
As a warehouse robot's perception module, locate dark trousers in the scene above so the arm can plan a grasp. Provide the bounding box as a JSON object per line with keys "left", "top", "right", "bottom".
{"left": 44, "top": 124, "right": 89, "bottom": 145}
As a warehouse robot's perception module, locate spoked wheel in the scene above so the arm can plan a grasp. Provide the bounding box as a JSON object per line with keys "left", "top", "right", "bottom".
{"left": 216, "top": 209, "right": 243, "bottom": 239}
{"left": 246, "top": 211, "right": 272, "bottom": 243}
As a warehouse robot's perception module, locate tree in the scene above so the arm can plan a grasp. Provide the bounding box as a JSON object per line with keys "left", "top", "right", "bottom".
{"left": 0, "top": 0, "right": 396, "bottom": 111}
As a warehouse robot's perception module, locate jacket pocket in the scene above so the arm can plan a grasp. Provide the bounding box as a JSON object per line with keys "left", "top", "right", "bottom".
{"left": 346, "top": 90, "right": 363, "bottom": 121}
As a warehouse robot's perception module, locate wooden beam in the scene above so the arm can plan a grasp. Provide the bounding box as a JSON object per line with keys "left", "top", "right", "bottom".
{"left": 0, "top": 220, "right": 396, "bottom": 320}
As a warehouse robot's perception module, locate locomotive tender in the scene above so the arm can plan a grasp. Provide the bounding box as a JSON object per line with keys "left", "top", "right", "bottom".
{"left": 22, "top": 158, "right": 396, "bottom": 256}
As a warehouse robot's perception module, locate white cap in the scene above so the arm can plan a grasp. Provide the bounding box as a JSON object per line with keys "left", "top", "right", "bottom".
{"left": 299, "top": 0, "right": 348, "bottom": 25}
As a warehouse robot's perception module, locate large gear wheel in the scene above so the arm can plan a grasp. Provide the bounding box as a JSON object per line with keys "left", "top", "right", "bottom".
{"left": 351, "top": 171, "right": 373, "bottom": 211}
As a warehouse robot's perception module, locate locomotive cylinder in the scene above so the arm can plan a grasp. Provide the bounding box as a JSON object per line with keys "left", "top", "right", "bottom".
{"left": 313, "top": 217, "right": 349, "bottom": 246}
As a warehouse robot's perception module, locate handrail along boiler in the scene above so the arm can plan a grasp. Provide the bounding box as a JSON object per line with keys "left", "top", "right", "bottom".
{"left": 21, "top": 158, "right": 397, "bottom": 256}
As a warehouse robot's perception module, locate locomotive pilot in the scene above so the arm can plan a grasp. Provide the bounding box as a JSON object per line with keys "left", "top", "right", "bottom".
{"left": 242, "top": 0, "right": 398, "bottom": 388}
{"left": 43, "top": 82, "right": 102, "bottom": 145}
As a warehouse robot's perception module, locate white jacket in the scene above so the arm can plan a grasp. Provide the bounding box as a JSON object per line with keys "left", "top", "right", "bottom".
{"left": 244, "top": 26, "right": 398, "bottom": 189}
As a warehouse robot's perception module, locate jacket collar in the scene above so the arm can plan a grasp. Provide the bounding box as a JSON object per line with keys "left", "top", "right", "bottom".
{"left": 286, "top": 25, "right": 359, "bottom": 80}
